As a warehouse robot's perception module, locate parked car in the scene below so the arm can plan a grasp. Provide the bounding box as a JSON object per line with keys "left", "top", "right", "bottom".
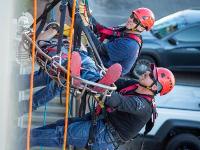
{"left": 131, "top": 8, "right": 200, "bottom": 77}
{"left": 119, "top": 84, "right": 200, "bottom": 150}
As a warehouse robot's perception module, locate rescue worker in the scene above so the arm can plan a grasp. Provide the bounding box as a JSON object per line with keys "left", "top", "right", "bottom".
{"left": 71, "top": 0, "right": 155, "bottom": 75}
{"left": 19, "top": 64, "right": 175, "bottom": 150}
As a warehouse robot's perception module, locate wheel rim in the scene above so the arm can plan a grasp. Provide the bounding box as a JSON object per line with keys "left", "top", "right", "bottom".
{"left": 133, "top": 59, "right": 152, "bottom": 77}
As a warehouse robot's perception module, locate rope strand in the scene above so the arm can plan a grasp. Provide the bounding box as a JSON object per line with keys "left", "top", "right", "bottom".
{"left": 26, "top": 0, "right": 37, "bottom": 149}
{"left": 63, "top": 0, "right": 77, "bottom": 149}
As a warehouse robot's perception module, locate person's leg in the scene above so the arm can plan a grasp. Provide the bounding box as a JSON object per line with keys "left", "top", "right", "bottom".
{"left": 93, "top": 63, "right": 122, "bottom": 92}
{"left": 19, "top": 79, "right": 61, "bottom": 114}
{"left": 18, "top": 70, "right": 51, "bottom": 91}
{"left": 31, "top": 80, "right": 61, "bottom": 110}
{"left": 29, "top": 119, "right": 91, "bottom": 149}
{"left": 92, "top": 120, "right": 115, "bottom": 150}
{"left": 79, "top": 52, "right": 122, "bottom": 92}
{"left": 80, "top": 52, "right": 102, "bottom": 82}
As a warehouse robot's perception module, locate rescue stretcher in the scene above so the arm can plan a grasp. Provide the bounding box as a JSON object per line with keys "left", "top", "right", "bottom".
{"left": 21, "top": 31, "right": 117, "bottom": 98}
{"left": 18, "top": 0, "right": 120, "bottom": 118}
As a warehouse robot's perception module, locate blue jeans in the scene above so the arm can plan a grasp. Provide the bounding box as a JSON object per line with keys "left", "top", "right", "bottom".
{"left": 19, "top": 51, "right": 101, "bottom": 110}
{"left": 19, "top": 115, "right": 115, "bottom": 150}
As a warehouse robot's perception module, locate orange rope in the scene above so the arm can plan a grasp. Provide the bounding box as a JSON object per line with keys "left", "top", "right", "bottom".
{"left": 63, "top": 0, "right": 77, "bottom": 149}
{"left": 26, "top": 0, "right": 37, "bottom": 150}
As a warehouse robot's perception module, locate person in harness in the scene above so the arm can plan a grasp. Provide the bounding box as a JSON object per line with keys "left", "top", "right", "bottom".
{"left": 19, "top": 64, "right": 175, "bottom": 150}
{"left": 72, "top": 0, "right": 155, "bottom": 75}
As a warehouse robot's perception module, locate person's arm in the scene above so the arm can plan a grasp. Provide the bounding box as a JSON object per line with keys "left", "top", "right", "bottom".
{"left": 105, "top": 92, "right": 144, "bottom": 114}
{"left": 106, "top": 39, "right": 140, "bottom": 75}
{"left": 89, "top": 16, "right": 107, "bottom": 35}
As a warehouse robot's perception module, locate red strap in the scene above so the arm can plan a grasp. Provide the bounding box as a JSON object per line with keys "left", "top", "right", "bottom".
{"left": 119, "top": 84, "right": 139, "bottom": 94}
{"left": 120, "top": 84, "right": 153, "bottom": 102}
{"left": 98, "top": 27, "right": 142, "bottom": 45}
{"left": 127, "top": 34, "right": 142, "bottom": 45}
{"left": 46, "top": 47, "right": 58, "bottom": 53}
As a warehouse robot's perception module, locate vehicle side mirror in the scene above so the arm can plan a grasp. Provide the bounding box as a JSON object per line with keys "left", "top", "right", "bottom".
{"left": 168, "top": 38, "right": 179, "bottom": 45}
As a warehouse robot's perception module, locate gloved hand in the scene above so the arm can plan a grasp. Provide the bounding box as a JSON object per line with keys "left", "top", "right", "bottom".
{"left": 79, "top": 0, "right": 89, "bottom": 26}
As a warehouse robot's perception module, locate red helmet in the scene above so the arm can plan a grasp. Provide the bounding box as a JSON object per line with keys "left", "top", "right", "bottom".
{"left": 152, "top": 66, "right": 175, "bottom": 96}
{"left": 133, "top": 7, "right": 155, "bottom": 31}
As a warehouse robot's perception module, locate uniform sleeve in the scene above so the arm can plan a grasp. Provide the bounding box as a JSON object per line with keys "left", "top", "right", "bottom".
{"left": 105, "top": 92, "right": 145, "bottom": 114}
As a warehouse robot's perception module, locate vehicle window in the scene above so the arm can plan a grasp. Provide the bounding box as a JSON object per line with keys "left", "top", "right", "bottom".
{"left": 173, "top": 25, "right": 200, "bottom": 42}
{"left": 156, "top": 85, "right": 200, "bottom": 111}
{"left": 151, "top": 14, "right": 186, "bottom": 39}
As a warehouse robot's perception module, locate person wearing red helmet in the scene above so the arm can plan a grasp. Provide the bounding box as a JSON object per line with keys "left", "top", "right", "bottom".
{"left": 137, "top": 63, "right": 175, "bottom": 96}
{"left": 86, "top": 6, "right": 155, "bottom": 75}
{"left": 67, "top": 0, "right": 155, "bottom": 76}
{"left": 131, "top": 7, "right": 155, "bottom": 31}
{"left": 19, "top": 64, "right": 175, "bottom": 150}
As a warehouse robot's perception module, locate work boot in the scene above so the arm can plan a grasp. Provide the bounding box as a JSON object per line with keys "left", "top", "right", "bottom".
{"left": 93, "top": 63, "right": 122, "bottom": 93}
{"left": 70, "top": 51, "right": 81, "bottom": 86}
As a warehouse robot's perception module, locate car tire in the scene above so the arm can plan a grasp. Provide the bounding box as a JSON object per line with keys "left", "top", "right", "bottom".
{"left": 132, "top": 55, "right": 156, "bottom": 78}
{"left": 165, "top": 133, "right": 200, "bottom": 150}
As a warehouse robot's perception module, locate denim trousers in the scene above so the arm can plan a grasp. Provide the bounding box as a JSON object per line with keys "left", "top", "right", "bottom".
{"left": 20, "top": 115, "right": 115, "bottom": 150}
{"left": 19, "top": 51, "right": 101, "bottom": 110}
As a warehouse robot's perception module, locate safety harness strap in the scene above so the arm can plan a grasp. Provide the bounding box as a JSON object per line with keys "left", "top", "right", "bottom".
{"left": 119, "top": 84, "right": 153, "bottom": 102}
{"left": 31, "top": 0, "right": 61, "bottom": 38}
{"left": 99, "top": 27, "right": 142, "bottom": 45}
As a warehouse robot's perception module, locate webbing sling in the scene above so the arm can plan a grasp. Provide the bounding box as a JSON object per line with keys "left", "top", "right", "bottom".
{"left": 31, "top": 0, "right": 61, "bottom": 27}
{"left": 57, "top": 0, "right": 67, "bottom": 54}
{"left": 31, "top": 0, "right": 61, "bottom": 38}
{"left": 87, "top": 96, "right": 98, "bottom": 150}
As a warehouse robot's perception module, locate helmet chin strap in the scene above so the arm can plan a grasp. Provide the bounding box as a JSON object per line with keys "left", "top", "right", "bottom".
{"left": 130, "top": 22, "right": 142, "bottom": 33}
{"left": 139, "top": 82, "right": 158, "bottom": 95}
{"left": 131, "top": 28, "right": 141, "bottom": 33}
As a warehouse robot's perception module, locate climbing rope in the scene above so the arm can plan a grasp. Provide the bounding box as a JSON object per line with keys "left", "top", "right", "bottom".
{"left": 63, "top": 0, "right": 77, "bottom": 149}
{"left": 26, "top": 0, "right": 37, "bottom": 150}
